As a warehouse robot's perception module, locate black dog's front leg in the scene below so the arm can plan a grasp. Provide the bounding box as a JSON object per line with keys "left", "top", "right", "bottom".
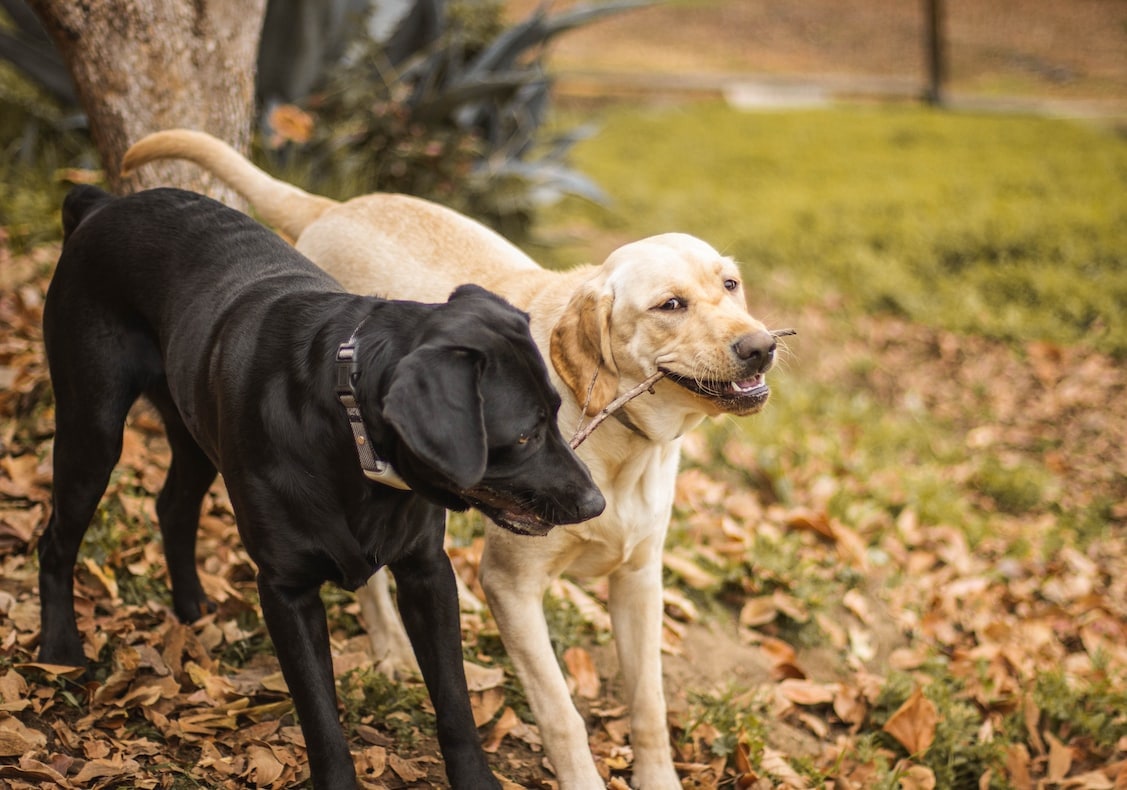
{"left": 392, "top": 550, "right": 500, "bottom": 790}
{"left": 257, "top": 575, "right": 356, "bottom": 790}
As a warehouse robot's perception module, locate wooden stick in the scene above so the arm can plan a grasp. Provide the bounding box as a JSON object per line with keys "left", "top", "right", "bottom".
{"left": 570, "top": 370, "right": 666, "bottom": 449}
{"left": 568, "top": 327, "right": 795, "bottom": 448}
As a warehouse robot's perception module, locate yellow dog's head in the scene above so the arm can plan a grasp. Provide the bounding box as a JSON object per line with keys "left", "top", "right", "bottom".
{"left": 551, "top": 233, "right": 776, "bottom": 420}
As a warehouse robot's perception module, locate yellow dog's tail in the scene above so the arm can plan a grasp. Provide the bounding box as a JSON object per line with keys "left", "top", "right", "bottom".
{"left": 121, "top": 129, "right": 338, "bottom": 243}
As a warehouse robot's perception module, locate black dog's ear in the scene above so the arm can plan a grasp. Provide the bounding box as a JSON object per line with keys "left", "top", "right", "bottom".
{"left": 383, "top": 346, "right": 488, "bottom": 490}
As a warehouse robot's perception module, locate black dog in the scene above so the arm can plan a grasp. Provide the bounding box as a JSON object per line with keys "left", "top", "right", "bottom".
{"left": 38, "top": 186, "right": 605, "bottom": 789}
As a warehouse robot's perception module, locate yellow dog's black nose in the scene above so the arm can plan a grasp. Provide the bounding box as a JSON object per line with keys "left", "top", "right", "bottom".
{"left": 733, "top": 330, "right": 777, "bottom": 373}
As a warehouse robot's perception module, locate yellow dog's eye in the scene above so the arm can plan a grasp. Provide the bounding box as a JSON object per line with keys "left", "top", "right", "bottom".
{"left": 724, "top": 278, "right": 739, "bottom": 291}
{"left": 658, "top": 297, "right": 685, "bottom": 311}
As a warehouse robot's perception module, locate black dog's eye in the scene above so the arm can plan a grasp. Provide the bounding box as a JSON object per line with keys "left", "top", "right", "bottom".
{"left": 657, "top": 297, "right": 685, "bottom": 311}
{"left": 515, "top": 425, "right": 543, "bottom": 446}
{"left": 724, "top": 278, "right": 739, "bottom": 291}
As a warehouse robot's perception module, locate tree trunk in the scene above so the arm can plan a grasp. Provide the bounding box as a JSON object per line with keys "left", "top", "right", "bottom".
{"left": 27, "top": 0, "right": 267, "bottom": 205}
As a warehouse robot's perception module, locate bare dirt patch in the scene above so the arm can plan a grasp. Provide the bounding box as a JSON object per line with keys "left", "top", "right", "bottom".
{"left": 509, "top": 0, "right": 1127, "bottom": 109}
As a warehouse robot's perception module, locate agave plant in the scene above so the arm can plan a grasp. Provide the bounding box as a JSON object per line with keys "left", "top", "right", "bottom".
{"left": 282, "top": 0, "right": 649, "bottom": 238}
{"left": 0, "top": 0, "right": 74, "bottom": 106}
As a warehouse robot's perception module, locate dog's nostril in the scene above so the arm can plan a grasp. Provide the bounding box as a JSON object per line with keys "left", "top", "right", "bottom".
{"left": 733, "top": 331, "right": 777, "bottom": 369}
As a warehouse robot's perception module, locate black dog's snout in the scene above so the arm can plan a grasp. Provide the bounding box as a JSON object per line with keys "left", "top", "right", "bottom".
{"left": 575, "top": 486, "right": 606, "bottom": 522}
{"left": 733, "top": 330, "right": 777, "bottom": 373}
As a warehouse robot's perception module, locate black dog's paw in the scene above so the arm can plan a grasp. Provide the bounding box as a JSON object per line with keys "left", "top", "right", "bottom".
{"left": 172, "top": 593, "right": 217, "bottom": 623}
{"left": 37, "top": 639, "right": 87, "bottom": 670}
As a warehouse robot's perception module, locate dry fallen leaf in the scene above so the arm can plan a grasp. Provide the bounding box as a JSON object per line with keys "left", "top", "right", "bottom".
{"left": 387, "top": 752, "right": 429, "bottom": 783}
{"left": 777, "top": 679, "right": 837, "bottom": 707}
{"left": 662, "top": 587, "right": 700, "bottom": 622}
{"left": 552, "top": 578, "right": 612, "bottom": 632}
{"left": 888, "top": 646, "right": 929, "bottom": 672}
{"left": 244, "top": 743, "right": 287, "bottom": 787}
{"left": 663, "top": 551, "right": 719, "bottom": 590}
{"left": 6, "top": 602, "right": 42, "bottom": 634}
{"left": 739, "top": 595, "right": 778, "bottom": 627}
{"left": 563, "top": 646, "right": 601, "bottom": 700}
{"left": 1046, "top": 731, "right": 1075, "bottom": 782}
{"left": 833, "top": 684, "right": 868, "bottom": 728}
{"left": 0, "top": 716, "right": 47, "bottom": 756}
{"left": 784, "top": 508, "right": 835, "bottom": 540}
{"left": 898, "top": 763, "right": 937, "bottom": 790}
{"left": 355, "top": 743, "right": 387, "bottom": 779}
{"left": 0, "top": 671, "right": 27, "bottom": 709}
{"left": 71, "top": 753, "right": 142, "bottom": 785}
{"left": 760, "top": 746, "right": 809, "bottom": 787}
{"left": 0, "top": 755, "right": 74, "bottom": 789}
{"left": 463, "top": 660, "right": 506, "bottom": 692}
{"left": 758, "top": 636, "right": 798, "bottom": 666}
{"left": 882, "top": 687, "right": 938, "bottom": 756}
{"left": 842, "top": 589, "right": 872, "bottom": 624}
{"left": 483, "top": 707, "right": 521, "bottom": 753}
{"left": 471, "top": 687, "right": 506, "bottom": 728}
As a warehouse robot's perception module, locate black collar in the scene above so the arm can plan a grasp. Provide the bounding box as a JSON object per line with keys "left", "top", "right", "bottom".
{"left": 579, "top": 369, "right": 661, "bottom": 443}
{"left": 335, "top": 322, "right": 411, "bottom": 490}
{"left": 611, "top": 405, "right": 653, "bottom": 441}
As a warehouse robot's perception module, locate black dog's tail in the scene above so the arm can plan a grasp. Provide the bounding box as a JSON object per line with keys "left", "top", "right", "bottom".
{"left": 62, "top": 184, "right": 114, "bottom": 241}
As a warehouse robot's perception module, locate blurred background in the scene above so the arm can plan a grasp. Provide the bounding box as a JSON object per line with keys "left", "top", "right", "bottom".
{"left": 1, "top": 2, "right": 1125, "bottom": 788}
{"left": 509, "top": 0, "right": 1127, "bottom": 108}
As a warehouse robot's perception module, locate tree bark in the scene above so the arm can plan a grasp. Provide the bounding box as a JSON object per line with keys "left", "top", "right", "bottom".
{"left": 27, "top": 0, "right": 267, "bottom": 205}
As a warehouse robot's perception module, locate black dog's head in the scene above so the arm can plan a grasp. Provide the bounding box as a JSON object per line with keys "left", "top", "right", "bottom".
{"left": 373, "top": 285, "right": 605, "bottom": 535}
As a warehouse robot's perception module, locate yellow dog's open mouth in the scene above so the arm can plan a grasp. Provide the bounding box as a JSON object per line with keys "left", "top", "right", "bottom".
{"left": 662, "top": 369, "right": 771, "bottom": 415}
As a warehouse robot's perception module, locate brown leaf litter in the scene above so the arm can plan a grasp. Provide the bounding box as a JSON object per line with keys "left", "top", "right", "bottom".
{"left": 1, "top": 250, "right": 1125, "bottom": 787}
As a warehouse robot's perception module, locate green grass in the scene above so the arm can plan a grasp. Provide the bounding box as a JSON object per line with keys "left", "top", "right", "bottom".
{"left": 0, "top": 62, "right": 97, "bottom": 252}
{"left": 338, "top": 666, "right": 431, "bottom": 740}
{"left": 870, "top": 669, "right": 1010, "bottom": 787}
{"left": 682, "top": 684, "right": 772, "bottom": 763}
{"left": 1034, "top": 670, "right": 1127, "bottom": 752}
{"left": 530, "top": 101, "right": 1127, "bottom": 784}
{"left": 537, "top": 102, "right": 1127, "bottom": 355}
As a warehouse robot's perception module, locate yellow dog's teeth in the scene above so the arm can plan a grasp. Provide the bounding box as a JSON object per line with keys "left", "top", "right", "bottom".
{"left": 729, "top": 375, "right": 765, "bottom": 394}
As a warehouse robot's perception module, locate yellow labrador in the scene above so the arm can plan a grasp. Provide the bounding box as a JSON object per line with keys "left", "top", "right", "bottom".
{"left": 123, "top": 130, "right": 778, "bottom": 790}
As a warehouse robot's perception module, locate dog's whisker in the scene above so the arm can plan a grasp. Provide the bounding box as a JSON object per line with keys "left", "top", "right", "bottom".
{"left": 773, "top": 342, "right": 795, "bottom": 371}
{"left": 693, "top": 353, "right": 730, "bottom": 395}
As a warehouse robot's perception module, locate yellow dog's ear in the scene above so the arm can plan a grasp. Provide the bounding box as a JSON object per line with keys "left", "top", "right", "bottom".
{"left": 550, "top": 285, "right": 618, "bottom": 416}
